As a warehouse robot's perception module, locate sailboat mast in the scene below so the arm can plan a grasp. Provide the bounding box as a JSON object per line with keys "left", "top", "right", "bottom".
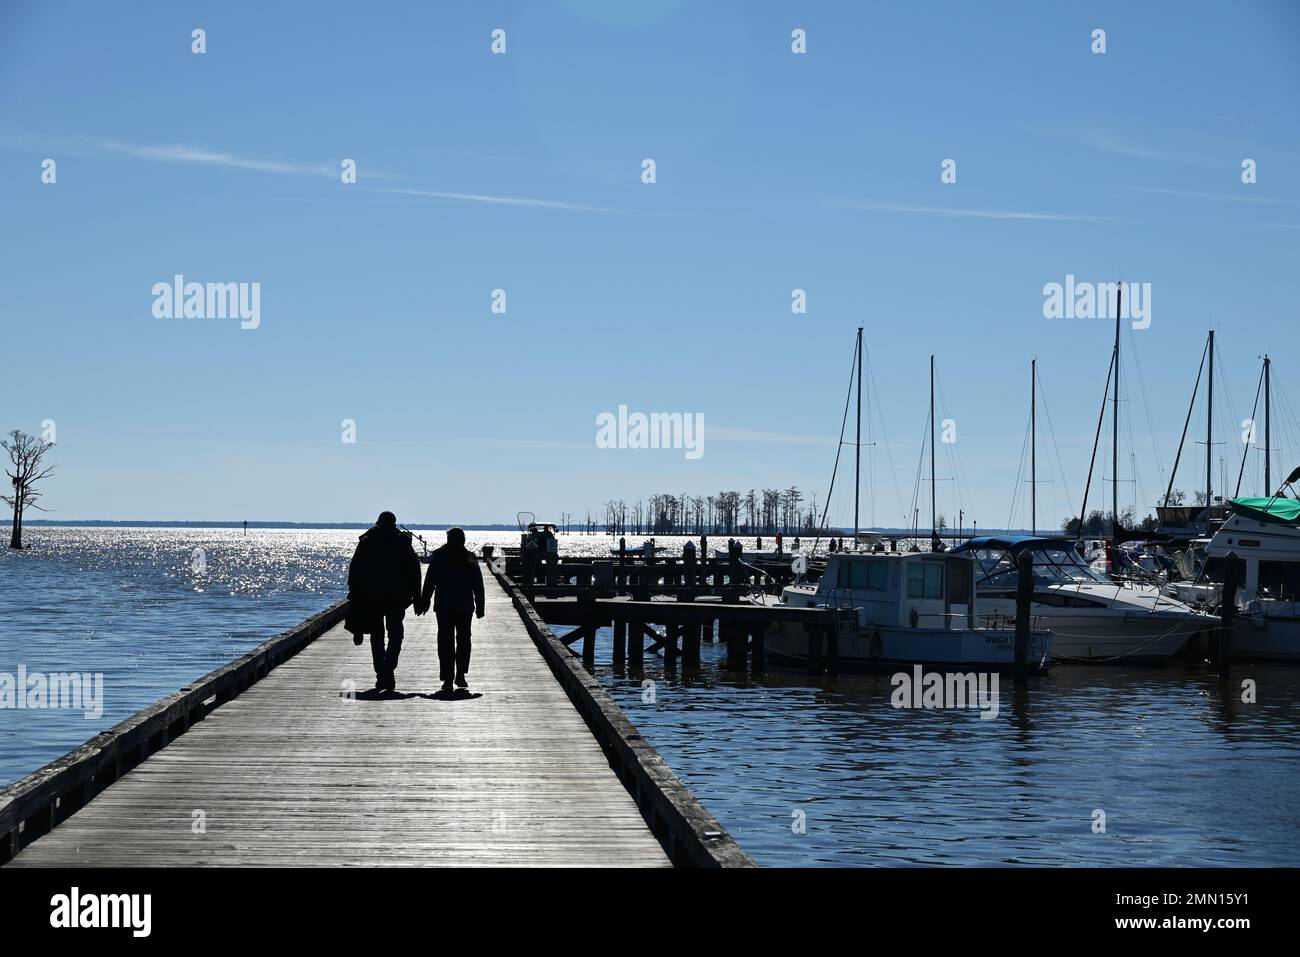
{"left": 1264, "top": 354, "right": 1272, "bottom": 494}
{"left": 1112, "top": 283, "right": 1121, "bottom": 536}
{"left": 1207, "top": 329, "right": 1215, "bottom": 508}
{"left": 930, "top": 354, "right": 937, "bottom": 547}
{"left": 854, "top": 327, "right": 862, "bottom": 546}
{"left": 1031, "top": 357, "right": 1037, "bottom": 536}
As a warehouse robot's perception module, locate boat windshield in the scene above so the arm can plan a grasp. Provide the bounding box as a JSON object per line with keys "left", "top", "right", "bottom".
{"left": 968, "top": 543, "right": 1110, "bottom": 587}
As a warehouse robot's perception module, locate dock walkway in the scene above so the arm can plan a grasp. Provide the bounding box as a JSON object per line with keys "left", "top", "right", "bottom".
{"left": 8, "top": 573, "right": 670, "bottom": 866}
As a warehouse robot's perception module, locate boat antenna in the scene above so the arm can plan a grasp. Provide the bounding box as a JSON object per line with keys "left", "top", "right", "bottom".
{"left": 854, "top": 326, "right": 862, "bottom": 549}
{"left": 1111, "top": 281, "right": 1121, "bottom": 539}
{"left": 1265, "top": 354, "right": 1272, "bottom": 495}
{"left": 930, "top": 354, "right": 937, "bottom": 550}
{"left": 1206, "top": 328, "right": 1215, "bottom": 513}
{"left": 1031, "top": 357, "right": 1037, "bottom": 536}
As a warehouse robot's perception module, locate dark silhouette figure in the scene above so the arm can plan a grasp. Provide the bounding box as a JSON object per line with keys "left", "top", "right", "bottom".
{"left": 346, "top": 511, "right": 421, "bottom": 692}
{"left": 416, "top": 527, "right": 485, "bottom": 693}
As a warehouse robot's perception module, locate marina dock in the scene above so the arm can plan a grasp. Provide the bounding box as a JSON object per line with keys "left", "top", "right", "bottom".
{"left": 0, "top": 569, "right": 750, "bottom": 867}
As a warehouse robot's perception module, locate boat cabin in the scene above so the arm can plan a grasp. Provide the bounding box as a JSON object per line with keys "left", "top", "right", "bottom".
{"left": 951, "top": 536, "right": 1113, "bottom": 601}
{"left": 786, "top": 552, "right": 978, "bottom": 630}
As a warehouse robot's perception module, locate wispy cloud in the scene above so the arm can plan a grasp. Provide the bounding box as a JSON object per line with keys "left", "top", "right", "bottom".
{"left": 4, "top": 131, "right": 696, "bottom": 215}
{"left": 2, "top": 131, "right": 340, "bottom": 177}
{"left": 1127, "top": 185, "right": 1300, "bottom": 208}
{"left": 1066, "top": 129, "right": 1221, "bottom": 167}
{"left": 365, "top": 186, "right": 630, "bottom": 214}
{"left": 94, "top": 138, "right": 336, "bottom": 177}
{"left": 838, "top": 200, "right": 1113, "bottom": 223}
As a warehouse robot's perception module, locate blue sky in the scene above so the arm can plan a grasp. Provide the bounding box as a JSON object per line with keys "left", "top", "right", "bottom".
{"left": 2, "top": 0, "right": 1298, "bottom": 529}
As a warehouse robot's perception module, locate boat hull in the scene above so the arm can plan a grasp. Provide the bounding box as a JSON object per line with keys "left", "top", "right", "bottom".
{"left": 764, "top": 620, "right": 1051, "bottom": 673}
{"left": 1233, "top": 610, "right": 1300, "bottom": 661}
{"left": 974, "top": 598, "right": 1209, "bottom": 662}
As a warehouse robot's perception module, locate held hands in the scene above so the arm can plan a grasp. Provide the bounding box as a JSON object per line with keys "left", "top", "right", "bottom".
{"left": 414, "top": 596, "right": 430, "bottom": 616}
{"left": 476, "top": 608, "right": 485, "bottom": 620}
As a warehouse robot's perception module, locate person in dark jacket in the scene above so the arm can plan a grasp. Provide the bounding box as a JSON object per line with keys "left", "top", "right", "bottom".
{"left": 415, "top": 527, "right": 485, "bottom": 692}
{"left": 347, "top": 511, "right": 421, "bottom": 692}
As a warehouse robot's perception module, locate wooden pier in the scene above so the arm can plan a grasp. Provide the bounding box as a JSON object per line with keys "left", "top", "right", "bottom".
{"left": 502, "top": 552, "right": 850, "bottom": 673}
{"left": 1, "top": 570, "right": 751, "bottom": 867}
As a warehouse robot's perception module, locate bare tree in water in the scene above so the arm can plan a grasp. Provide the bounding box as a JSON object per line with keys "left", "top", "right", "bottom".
{"left": 2, "top": 430, "right": 56, "bottom": 549}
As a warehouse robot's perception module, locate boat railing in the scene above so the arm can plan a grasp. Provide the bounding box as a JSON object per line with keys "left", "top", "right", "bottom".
{"left": 739, "top": 559, "right": 778, "bottom": 603}
{"left": 973, "top": 612, "right": 1050, "bottom": 632}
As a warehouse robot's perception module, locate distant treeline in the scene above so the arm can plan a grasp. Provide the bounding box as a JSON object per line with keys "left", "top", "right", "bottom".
{"left": 571, "top": 488, "right": 822, "bottom": 537}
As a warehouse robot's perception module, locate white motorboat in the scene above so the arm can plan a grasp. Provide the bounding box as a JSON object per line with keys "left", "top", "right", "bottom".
{"left": 1201, "top": 483, "right": 1300, "bottom": 661}
{"left": 950, "top": 536, "right": 1213, "bottom": 662}
{"left": 753, "top": 550, "right": 1052, "bottom": 672}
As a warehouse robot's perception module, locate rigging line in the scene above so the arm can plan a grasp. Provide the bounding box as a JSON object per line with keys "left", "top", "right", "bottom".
{"left": 1077, "top": 349, "right": 1115, "bottom": 535}
{"left": 1035, "top": 366, "right": 1076, "bottom": 519}
{"left": 935, "top": 373, "right": 974, "bottom": 518}
{"left": 1125, "top": 382, "right": 1151, "bottom": 518}
{"left": 1235, "top": 362, "right": 1265, "bottom": 498}
{"left": 1127, "top": 321, "right": 1167, "bottom": 493}
{"left": 865, "top": 349, "right": 909, "bottom": 528}
{"left": 1213, "top": 339, "right": 1242, "bottom": 462}
{"left": 1007, "top": 409, "right": 1032, "bottom": 533}
{"left": 811, "top": 336, "right": 859, "bottom": 550}
{"left": 1274, "top": 377, "right": 1300, "bottom": 470}
{"left": 1120, "top": 373, "right": 1141, "bottom": 516}
{"left": 908, "top": 410, "right": 929, "bottom": 532}
{"left": 1164, "top": 338, "right": 1208, "bottom": 506}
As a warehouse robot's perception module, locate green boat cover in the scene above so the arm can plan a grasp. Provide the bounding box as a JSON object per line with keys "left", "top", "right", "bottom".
{"left": 1230, "top": 496, "right": 1300, "bottom": 526}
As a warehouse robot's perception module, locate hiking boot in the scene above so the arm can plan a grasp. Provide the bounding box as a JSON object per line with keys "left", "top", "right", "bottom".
{"left": 455, "top": 675, "right": 468, "bottom": 689}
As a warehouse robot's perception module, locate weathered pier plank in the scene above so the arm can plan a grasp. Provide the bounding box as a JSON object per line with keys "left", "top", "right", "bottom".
{"left": 6, "top": 574, "right": 674, "bottom": 867}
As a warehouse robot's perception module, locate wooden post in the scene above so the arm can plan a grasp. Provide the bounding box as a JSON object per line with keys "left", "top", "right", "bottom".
{"left": 628, "top": 618, "right": 644, "bottom": 671}
{"left": 582, "top": 620, "right": 596, "bottom": 669}
{"left": 612, "top": 618, "right": 627, "bottom": 669}
{"left": 1014, "top": 551, "right": 1033, "bottom": 683}
{"left": 806, "top": 623, "right": 823, "bottom": 674}
{"left": 722, "top": 620, "right": 744, "bottom": 670}
{"left": 1218, "top": 551, "right": 1240, "bottom": 675}
{"left": 679, "top": 593, "right": 700, "bottom": 667}
{"left": 663, "top": 623, "right": 678, "bottom": 668}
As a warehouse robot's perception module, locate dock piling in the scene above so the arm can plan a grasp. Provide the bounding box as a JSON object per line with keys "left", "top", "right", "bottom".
{"left": 1218, "top": 551, "right": 1240, "bottom": 675}
{"left": 1014, "top": 551, "right": 1033, "bottom": 683}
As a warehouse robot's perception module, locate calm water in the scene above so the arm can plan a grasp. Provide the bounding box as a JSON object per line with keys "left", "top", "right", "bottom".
{"left": 2, "top": 526, "right": 1297, "bottom": 866}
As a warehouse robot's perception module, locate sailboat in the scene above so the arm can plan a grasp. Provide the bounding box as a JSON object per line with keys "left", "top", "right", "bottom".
{"left": 753, "top": 332, "right": 1053, "bottom": 672}
{"left": 952, "top": 315, "right": 1213, "bottom": 662}
{"left": 1175, "top": 352, "right": 1300, "bottom": 660}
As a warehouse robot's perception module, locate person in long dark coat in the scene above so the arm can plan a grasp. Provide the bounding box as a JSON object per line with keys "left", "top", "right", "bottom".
{"left": 415, "top": 527, "right": 485, "bottom": 693}
{"left": 347, "top": 511, "right": 421, "bottom": 692}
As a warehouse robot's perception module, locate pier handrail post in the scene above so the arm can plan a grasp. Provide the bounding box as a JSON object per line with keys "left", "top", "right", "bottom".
{"left": 1218, "top": 551, "right": 1240, "bottom": 675}
{"left": 1014, "top": 551, "right": 1033, "bottom": 683}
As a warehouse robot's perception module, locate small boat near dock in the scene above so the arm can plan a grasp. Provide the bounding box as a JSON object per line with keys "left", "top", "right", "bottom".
{"left": 751, "top": 550, "right": 1053, "bottom": 672}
